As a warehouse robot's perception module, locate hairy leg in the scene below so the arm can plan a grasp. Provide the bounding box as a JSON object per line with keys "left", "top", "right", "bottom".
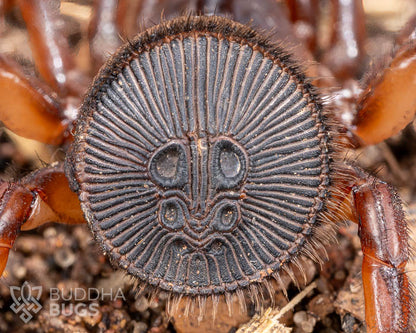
{"left": 338, "top": 166, "right": 411, "bottom": 332}
{"left": 353, "top": 179, "right": 410, "bottom": 332}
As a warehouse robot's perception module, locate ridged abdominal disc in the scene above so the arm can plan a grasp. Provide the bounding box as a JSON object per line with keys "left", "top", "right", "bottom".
{"left": 69, "top": 16, "right": 330, "bottom": 295}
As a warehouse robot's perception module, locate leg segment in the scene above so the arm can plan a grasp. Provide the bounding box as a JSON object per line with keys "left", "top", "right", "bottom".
{"left": 0, "top": 182, "right": 33, "bottom": 275}
{"left": 284, "top": 0, "right": 319, "bottom": 52}
{"left": 352, "top": 41, "right": 416, "bottom": 145}
{"left": 88, "top": 0, "right": 122, "bottom": 74}
{"left": 18, "top": 0, "right": 88, "bottom": 98}
{"left": 0, "top": 163, "right": 85, "bottom": 276}
{"left": 351, "top": 176, "right": 410, "bottom": 332}
{"left": 322, "top": 0, "right": 366, "bottom": 80}
{"left": 115, "top": 0, "right": 140, "bottom": 38}
{"left": 0, "top": 56, "right": 70, "bottom": 145}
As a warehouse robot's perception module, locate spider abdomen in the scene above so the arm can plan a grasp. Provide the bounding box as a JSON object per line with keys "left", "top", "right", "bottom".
{"left": 68, "top": 16, "right": 330, "bottom": 295}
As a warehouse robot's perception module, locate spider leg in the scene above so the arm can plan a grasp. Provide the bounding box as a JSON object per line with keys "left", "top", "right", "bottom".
{"left": 0, "top": 163, "right": 84, "bottom": 276}
{"left": 18, "top": 0, "right": 88, "bottom": 98}
{"left": 88, "top": 0, "right": 122, "bottom": 73}
{"left": 340, "top": 166, "right": 411, "bottom": 332}
{"left": 321, "top": 0, "right": 366, "bottom": 80}
{"left": 0, "top": 56, "right": 69, "bottom": 145}
{"left": 0, "top": 1, "right": 93, "bottom": 144}
{"left": 284, "top": 0, "right": 319, "bottom": 53}
{"left": 115, "top": 0, "right": 141, "bottom": 38}
{"left": 353, "top": 179, "right": 410, "bottom": 333}
{"left": 351, "top": 39, "right": 416, "bottom": 145}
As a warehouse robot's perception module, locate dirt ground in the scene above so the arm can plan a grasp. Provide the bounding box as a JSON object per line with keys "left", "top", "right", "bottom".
{"left": 1, "top": 1, "right": 416, "bottom": 332}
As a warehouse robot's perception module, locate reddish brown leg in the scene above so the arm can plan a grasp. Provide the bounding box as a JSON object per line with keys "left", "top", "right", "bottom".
{"left": 353, "top": 179, "right": 410, "bottom": 332}
{"left": 337, "top": 166, "right": 411, "bottom": 332}
{"left": 322, "top": 0, "right": 366, "bottom": 80}
{"left": 284, "top": 0, "right": 319, "bottom": 52}
{"left": 0, "top": 163, "right": 85, "bottom": 276}
{"left": 333, "top": 15, "right": 416, "bottom": 146}
{"left": 115, "top": 0, "right": 139, "bottom": 37}
{"left": 351, "top": 41, "right": 416, "bottom": 145}
{"left": 0, "top": 1, "right": 94, "bottom": 144}
{"left": 18, "top": 0, "right": 87, "bottom": 98}
{"left": 88, "top": 0, "right": 122, "bottom": 74}
{"left": 0, "top": 55, "right": 70, "bottom": 145}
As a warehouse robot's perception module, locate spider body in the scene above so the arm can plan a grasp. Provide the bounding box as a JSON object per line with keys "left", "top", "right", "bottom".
{"left": 0, "top": 1, "right": 415, "bottom": 332}
{"left": 67, "top": 17, "right": 330, "bottom": 296}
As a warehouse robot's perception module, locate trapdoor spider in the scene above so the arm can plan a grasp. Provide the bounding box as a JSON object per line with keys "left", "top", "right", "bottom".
{"left": 0, "top": 1, "right": 415, "bottom": 332}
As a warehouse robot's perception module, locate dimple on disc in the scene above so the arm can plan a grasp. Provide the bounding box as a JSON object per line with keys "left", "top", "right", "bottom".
{"left": 69, "top": 16, "right": 330, "bottom": 295}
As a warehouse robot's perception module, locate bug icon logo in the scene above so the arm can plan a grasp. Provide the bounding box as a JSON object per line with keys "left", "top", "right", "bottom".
{"left": 10, "top": 281, "right": 43, "bottom": 323}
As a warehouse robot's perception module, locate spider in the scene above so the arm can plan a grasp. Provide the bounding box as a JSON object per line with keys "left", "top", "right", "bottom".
{"left": 0, "top": 1, "right": 415, "bottom": 332}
